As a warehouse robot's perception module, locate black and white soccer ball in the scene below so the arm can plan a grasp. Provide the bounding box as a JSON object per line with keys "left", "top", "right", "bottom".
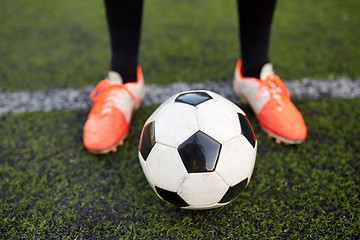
{"left": 138, "top": 90, "right": 257, "bottom": 210}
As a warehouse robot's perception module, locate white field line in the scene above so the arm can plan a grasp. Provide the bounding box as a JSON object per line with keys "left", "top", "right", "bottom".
{"left": 0, "top": 77, "right": 359, "bottom": 116}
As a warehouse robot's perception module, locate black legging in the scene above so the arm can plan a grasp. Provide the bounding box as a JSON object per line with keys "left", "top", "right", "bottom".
{"left": 104, "top": 0, "right": 143, "bottom": 83}
{"left": 104, "top": 0, "right": 276, "bottom": 83}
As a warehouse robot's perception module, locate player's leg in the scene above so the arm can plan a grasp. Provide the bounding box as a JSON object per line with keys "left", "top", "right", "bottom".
{"left": 238, "top": 0, "right": 276, "bottom": 79}
{"left": 234, "top": 0, "right": 307, "bottom": 144}
{"left": 83, "top": 0, "right": 145, "bottom": 154}
{"left": 105, "top": 0, "right": 143, "bottom": 83}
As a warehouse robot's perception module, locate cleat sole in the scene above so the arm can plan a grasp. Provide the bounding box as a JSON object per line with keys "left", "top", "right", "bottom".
{"left": 87, "top": 133, "right": 128, "bottom": 154}
{"left": 261, "top": 126, "right": 305, "bottom": 145}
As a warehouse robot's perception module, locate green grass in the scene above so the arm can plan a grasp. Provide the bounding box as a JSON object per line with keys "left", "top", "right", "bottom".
{"left": 1, "top": 99, "right": 359, "bottom": 239}
{"left": 1, "top": 0, "right": 360, "bottom": 91}
{"left": 1, "top": 0, "right": 360, "bottom": 238}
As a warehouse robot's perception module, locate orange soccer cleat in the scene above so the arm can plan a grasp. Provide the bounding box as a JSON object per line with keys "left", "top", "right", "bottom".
{"left": 83, "top": 66, "right": 145, "bottom": 154}
{"left": 233, "top": 60, "right": 307, "bottom": 144}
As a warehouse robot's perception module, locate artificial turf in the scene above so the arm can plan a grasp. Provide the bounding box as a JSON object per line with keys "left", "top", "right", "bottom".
{"left": 1, "top": 0, "right": 360, "bottom": 238}
{"left": 1, "top": 0, "right": 360, "bottom": 91}
{"left": 1, "top": 98, "right": 359, "bottom": 239}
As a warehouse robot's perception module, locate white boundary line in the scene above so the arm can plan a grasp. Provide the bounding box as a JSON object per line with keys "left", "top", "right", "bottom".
{"left": 0, "top": 77, "right": 359, "bottom": 116}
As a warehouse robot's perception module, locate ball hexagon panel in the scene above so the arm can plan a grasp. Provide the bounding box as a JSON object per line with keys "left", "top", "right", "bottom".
{"left": 178, "top": 131, "right": 221, "bottom": 173}
{"left": 175, "top": 91, "right": 213, "bottom": 107}
{"left": 139, "top": 121, "right": 156, "bottom": 161}
{"left": 155, "top": 186, "right": 189, "bottom": 208}
{"left": 154, "top": 102, "right": 199, "bottom": 148}
{"left": 197, "top": 99, "right": 242, "bottom": 143}
{"left": 215, "top": 134, "right": 256, "bottom": 186}
{"left": 177, "top": 172, "right": 229, "bottom": 207}
{"left": 138, "top": 152, "right": 156, "bottom": 191}
{"left": 146, "top": 143, "right": 188, "bottom": 192}
{"left": 238, "top": 113, "right": 256, "bottom": 148}
{"left": 144, "top": 93, "right": 178, "bottom": 126}
{"left": 182, "top": 202, "right": 228, "bottom": 210}
{"left": 206, "top": 90, "right": 246, "bottom": 116}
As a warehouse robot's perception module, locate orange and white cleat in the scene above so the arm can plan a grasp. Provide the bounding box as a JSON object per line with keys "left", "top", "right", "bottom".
{"left": 83, "top": 66, "right": 145, "bottom": 154}
{"left": 233, "top": 60, "right": 307, "bottom": 144}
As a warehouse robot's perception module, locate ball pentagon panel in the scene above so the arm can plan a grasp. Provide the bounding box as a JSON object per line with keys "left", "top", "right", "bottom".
{"left": 175, "top": 90, "right": 213, "bottom": 107}
{"left": 139, "top": 121, "right": 156, "bottom": 161}
{"left": 238, "top": 113, "right": 256, "bottom": 148}
{"left": 219, "top": 178, "right": 248, "bottom": 204}
{"left": 178, "top": 130, "right": 221, "bottom": 173}
{"left": 155, "top": 186, "right": 189, "bottom": 208}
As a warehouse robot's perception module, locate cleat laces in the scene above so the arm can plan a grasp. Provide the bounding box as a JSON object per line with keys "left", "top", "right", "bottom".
{"left": 90, "top": 80, "right": 141, "bottom": 115}
{"left": 256, "top": 73, "right": 290, "bottom": 112}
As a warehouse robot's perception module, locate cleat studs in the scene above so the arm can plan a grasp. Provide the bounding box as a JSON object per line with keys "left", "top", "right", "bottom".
{"left": 275, "top": 139, "right": 282, "bottom": 144}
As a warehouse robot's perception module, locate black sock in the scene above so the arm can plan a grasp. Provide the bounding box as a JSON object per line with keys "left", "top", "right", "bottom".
{"left": 104, "top": 0, "right": 143, "bottom": 83}
{"left": 237, "top": 0, "right": 276, "bottom": 78}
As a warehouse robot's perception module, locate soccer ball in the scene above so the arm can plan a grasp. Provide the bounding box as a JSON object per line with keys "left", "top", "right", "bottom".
{"left": 138, "top": 90, "right": 257, "bottom": 210}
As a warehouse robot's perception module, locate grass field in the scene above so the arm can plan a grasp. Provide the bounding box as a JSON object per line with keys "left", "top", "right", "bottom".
{"left": 1, "top": 0, "right": 360, "bottom": 239}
